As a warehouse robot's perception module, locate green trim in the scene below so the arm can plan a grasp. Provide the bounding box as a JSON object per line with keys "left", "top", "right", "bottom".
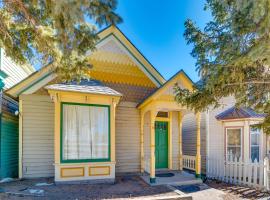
{"left": 0, "top": 71, "right": 8, "bottom": 79}
{"left": 17, "top": 71, "right": 53, "bottom": 96}
{"left": 150, "top": 177, "right": 156, "bottom": 183}
{"left": 96, "top": 33, "right": 163, "bottom": 86}
{"left": 195, "top": 173, "right": 201, "bottom": 179}
{"left": 60, "top": 102, "right": 111, "bottom": 163}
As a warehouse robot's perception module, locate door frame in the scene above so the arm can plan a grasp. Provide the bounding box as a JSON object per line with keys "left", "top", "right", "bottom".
{"left": 155, "top": 117, "right": 171, "bottom": 169}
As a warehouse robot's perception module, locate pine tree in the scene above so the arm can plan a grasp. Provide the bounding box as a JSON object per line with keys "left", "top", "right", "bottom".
{"left": 0, "top": 0, "right": 122, "bottom": 81}
{"left": 174, "top": 0, "right": 270, "bottom": 133}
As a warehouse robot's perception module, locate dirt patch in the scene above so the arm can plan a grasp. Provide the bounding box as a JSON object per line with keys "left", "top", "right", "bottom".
{"left": 205, "top": 179, "right": 270, "bottom": 200}
{"left": 0, "top": 175, "right": 177, "bottom": 200}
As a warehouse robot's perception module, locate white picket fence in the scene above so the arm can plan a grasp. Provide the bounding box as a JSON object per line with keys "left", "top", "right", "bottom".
{"left": 183, "top": 155, "right": 196, "bottom": 171}
{"left": 207, "top": 156, "right": 270, "bottom": 190}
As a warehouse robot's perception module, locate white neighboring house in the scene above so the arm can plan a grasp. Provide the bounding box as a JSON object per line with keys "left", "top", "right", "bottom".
{"left": 182, "top": 96, "right": 269, "bottom": 174}
{"left": 209, "top": 97, "right": 267, "bottom": 165}
{"left": 0, "top": 49, "right": 35, "bottom": 89}
{"left": 0, "top": 48, "right": 35, "bottom": 179}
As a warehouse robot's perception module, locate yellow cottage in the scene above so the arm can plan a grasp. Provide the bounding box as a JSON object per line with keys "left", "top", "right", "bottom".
{"left": 6, "top": 26, "right": 202, "bottom": 184}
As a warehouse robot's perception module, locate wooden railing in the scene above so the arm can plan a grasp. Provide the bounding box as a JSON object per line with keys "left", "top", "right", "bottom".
{"left": 183, "top": 155, "right": 196, "bottom": 171}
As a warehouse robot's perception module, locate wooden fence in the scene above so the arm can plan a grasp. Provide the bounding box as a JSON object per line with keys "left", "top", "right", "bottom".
{"left": 183, "top": 155, "right": 196, "bottom": 171}
{"left": 207, "top": 156, "right": 270, "bottom": 190}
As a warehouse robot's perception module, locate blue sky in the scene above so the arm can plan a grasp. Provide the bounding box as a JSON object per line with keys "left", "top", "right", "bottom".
{"left": 115, "top": 0, "right": 212, "bottom": 81}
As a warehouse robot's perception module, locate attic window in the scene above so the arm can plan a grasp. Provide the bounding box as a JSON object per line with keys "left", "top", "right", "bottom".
{"left": 157, "top": 112, "right": 168, "bottom": 118}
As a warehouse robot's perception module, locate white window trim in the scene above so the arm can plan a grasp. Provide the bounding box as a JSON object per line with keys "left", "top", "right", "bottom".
{"left": 225, "top": 127, "right": 243, "bottom": 161}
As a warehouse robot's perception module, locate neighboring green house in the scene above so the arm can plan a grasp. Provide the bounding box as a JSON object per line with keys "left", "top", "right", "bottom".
{"left": 0, "top": 49, "right": 35, "bottom": 179}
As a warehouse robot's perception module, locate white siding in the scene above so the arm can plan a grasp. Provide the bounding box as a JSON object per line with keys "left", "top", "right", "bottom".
{"left": 207, "top": 97, "right": 235, "bottom": 162}
{"left": 115, "top": 101, "right": 141, "bottom": 173}
{"left": 1, "top": 50, "right": 35, "bottom": 89}
{"left": 21, "top": 95, "right": 54, "bottom": 178}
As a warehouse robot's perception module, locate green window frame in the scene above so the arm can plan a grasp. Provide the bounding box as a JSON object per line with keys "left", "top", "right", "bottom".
{"left": 60, "top": 102, "right": 111, "bottom": 163}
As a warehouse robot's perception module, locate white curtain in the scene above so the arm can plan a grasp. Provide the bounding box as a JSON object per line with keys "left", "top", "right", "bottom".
{"left": 62, "top": 104, "right": 109, "bottom": 160}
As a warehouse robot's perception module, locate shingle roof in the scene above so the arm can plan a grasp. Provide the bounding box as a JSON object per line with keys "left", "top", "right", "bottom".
{"left": 45, "top": 79, "right": 122, "bottom": 97}
{"left": 215, "top": 106, "right": 265, "bottom": 120}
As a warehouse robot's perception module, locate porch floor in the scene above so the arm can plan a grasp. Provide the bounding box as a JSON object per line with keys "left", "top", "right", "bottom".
{"left": 141, "top": 170, "right": 202, "bottom": 186}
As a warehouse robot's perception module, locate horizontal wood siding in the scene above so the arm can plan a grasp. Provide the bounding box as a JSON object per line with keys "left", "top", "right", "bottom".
{"left": 2, "top": 51, "right": 34, "bottom": 89}
{"left": 21, "top": 95, "right": 54, "bottom": 178}
{"left": 0, "top": 95, "right": 19, "bottom": 178}
{"left": 207, "top": 96, "right": 235, "bottom": 171}
{"left": 182, "top": 112, "right": 206, "bottom": 173}
{"left": 115, "top": 102, "right": 140, "bottom": 173}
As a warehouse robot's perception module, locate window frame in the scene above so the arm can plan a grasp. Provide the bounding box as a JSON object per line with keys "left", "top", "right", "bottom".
{"left": 225, "top": 127, "right": 243, "bottom": 160}
{"left": 250, "top": 126, "right": 260, "bottom": 162}
{"left": 60, "top": 102, "right": 111, "bottom": 163}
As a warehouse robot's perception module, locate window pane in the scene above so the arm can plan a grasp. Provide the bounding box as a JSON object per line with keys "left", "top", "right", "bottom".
{"left": 251, "top": 134, "right": 259, "bottom": 145}
{"left": 251, "top": 127, "right": 260, "bottom": 133}
{"left": 251, "top": 146, "right": 259, "bottom": 162}
{"left": 227, "top": 129, "right": 241, "bottom": 145}
{"left": 62, "top": 104, "right": 109, "bottom": 160}
{"left": 227, "top": 147, "right": 241, "bottom": 159}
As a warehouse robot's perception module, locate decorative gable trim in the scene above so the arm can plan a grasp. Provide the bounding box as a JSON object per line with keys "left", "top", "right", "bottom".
{"left": 6, "top": 25, "right": 165, "bottom": 98}
{"left": 137, "top": 70, "right": 194, "bottom": 109}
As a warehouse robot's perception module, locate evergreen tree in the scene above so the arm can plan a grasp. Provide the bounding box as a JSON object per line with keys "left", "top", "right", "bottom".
{"left": 0, "top": 0, "right": 122, "bottom": 81}
{"left": 174, "top": 0, "right": 270, "bottom": 132}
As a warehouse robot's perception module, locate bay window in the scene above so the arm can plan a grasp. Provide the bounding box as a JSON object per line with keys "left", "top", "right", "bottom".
{"left": 250, "top": 126, "right": 260, "bottom": 162}
{"left": 61, "top": 103, "right": 110, "bottom": 162}
{"left": 226, "top": 128, "right": 242, "bottom": 160}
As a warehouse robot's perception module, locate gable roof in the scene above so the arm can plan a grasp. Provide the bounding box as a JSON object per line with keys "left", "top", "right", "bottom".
{"left": 137, "top": 69, "right": 194, "bottom": 109}
{"left": 6, "top": 25, "right": 165, "bottom": 98}
{"left": 216, "top": 106, "right": 265, "bottom": 121}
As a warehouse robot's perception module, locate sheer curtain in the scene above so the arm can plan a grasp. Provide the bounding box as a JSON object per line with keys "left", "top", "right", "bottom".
{"left": 62, "top": 104, "right": 109, "bottom": 160}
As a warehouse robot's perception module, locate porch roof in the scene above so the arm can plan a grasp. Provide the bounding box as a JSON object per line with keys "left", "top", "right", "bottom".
{"left": 45, "top": 79, "right": 122, "bottom": 97}
{"left": 137, "top": 70, "right": 194, "bottom": 112}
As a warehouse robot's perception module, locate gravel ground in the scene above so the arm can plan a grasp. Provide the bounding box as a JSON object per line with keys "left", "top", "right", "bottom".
{"left": 1, "top": 176, "right": 270, "bottom": 200}
{"left": 204, "top": 179, "right": 270, "bottom": 200}
{"left": 0, "top": 176, "right": 177, "bottom": 200}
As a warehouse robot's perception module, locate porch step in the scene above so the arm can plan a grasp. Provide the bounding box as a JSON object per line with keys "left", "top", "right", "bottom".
{"left": 141, "top": 171, "right": 202, "bottom": 186}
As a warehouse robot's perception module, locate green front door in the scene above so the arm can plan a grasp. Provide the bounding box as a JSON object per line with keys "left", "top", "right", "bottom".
{"left": 155, "top": 121, "right": 168, "bottom": 169}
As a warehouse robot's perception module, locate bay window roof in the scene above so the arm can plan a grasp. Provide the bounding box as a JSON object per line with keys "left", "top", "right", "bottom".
{"left": 45, "top": 79, "right": 122, "bottom": 96}
{"left": 216, "top": 106, "right": 265, "bottom": 121}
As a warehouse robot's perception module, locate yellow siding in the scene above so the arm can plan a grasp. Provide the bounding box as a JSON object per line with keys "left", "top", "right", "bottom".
{"left": 21, "top": 95, "right": 54, "bottom": 178}
{"left": 115, "top": 102, "right": 140, "bottom": 173}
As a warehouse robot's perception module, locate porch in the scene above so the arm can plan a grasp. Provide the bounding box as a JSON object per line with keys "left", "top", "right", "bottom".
{"left": 138, "top": 71, "right": 202, "bottom": 184}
